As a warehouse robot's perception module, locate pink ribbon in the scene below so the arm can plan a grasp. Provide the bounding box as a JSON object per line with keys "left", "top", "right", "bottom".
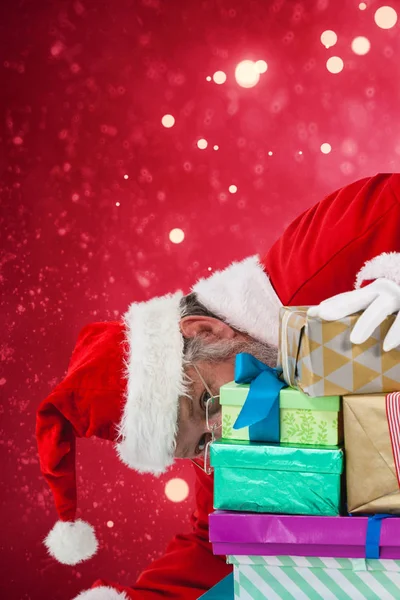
{"left": 386, "top": 392, "right": 400, "bottom": 486}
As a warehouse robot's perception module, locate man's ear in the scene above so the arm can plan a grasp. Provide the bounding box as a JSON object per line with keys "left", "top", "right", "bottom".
{"left": 179, "top": 316, "right": 237, "bottom": 341}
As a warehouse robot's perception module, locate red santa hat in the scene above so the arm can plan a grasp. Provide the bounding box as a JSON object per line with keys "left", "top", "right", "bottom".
{"left": 36, "top": 242, "right": 400, "bottom": 567}
{"left": 36, "top": 257, "right": 279, "bottom": 566}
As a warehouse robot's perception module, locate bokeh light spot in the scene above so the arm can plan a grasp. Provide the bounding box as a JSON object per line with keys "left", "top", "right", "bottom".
{"left": 255, "top": 59, "right": 268, "bottom": 73}
{"left": 340, "top": 161, "right": 355, "bottom": 175}
{"left": 115, "top": 202, "right": 120, "bottom": 207}
{"left": 123, "top": 174, "right": 129, "bottom": 180}
{"left": 161, "top": 114, "right": 175, "bottom": 128}
{"left": 320, "top": 30, "right": 337, "bottom": 48}
{"left": 341, "top": 138, "right": 358, "bottom": 157}
{"left": 197, "top": 138, "right": 208, "bottom": 149}
{"left": 50, "top": 41, "right": 64, "bottom": 57}
{"left": 359, "top": 2, "right": 367, "bottom": 9}
{"left": 374, "top": 6, "right": 398, "bottom": 29}
{"left": 229, "top": 185, "right": 238, "bottom": 193}
{"left": 213, "top": 144, "right": 219, "bottom": 150}
{"left": 320, "top": 143, "right": 332, "bottom": 154}
{"left": 213, "top": 70, "right": 227, "bottom": 84}
{"left": 326, "top": 56, "right": 344, "bottom": 74}
{"left": 107, "top": 521, "right": 114, "bottom": 528}
{"left": 351, "top": 36, "right": 371, "bottom": 55}
{"left": 169, "top": 228, "right": 185, "bottom": 244}
{"left": 206, "top": 75, "right": 212, "bottom": 82}
{"left": 165, "top": 478, "right": 189, "bottom": 502}
{"left": 268, "top": 151, "right": 273, "bottom": 156}
{"left": 235, "top": 60, "right": 260, "bottom": 88}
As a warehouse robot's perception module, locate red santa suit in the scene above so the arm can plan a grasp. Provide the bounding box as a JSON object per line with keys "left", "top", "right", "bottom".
{"left": 36, "top": 173, "right": 400, "bottom": 599}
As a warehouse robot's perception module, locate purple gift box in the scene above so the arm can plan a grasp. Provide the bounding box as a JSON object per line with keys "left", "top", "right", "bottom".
{"left": 209, "top": 511, "right": 400, "bottom": 559}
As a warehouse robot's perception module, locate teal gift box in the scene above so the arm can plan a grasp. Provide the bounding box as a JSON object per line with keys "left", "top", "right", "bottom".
{"left": 210, "top": 439, "right": 343, "bottom": 516}
{"left": 197, "top": 574, "right": 234, "bottom": 599}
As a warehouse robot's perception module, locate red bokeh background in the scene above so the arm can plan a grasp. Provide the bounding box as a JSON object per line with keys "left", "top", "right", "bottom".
{"left": 1, "top": 1, "right": 400, "bottom": 598}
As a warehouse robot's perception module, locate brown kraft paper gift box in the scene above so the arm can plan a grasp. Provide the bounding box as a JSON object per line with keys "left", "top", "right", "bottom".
{"left": 344, "top": 393, "right": 400, "bottom": 514}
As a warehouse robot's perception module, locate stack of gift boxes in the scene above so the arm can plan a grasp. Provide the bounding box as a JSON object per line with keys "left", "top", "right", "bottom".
{"left": 203, "top": 306, "right": 400, "bottom": 599}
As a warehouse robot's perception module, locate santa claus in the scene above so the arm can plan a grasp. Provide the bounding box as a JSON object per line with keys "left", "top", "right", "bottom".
{"left": 36, "top": 173, "right": 400, "bottom": 599}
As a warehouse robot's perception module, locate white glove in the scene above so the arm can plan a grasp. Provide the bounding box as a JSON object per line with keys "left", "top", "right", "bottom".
{"left": 307, "top": 278, "right": 400, "bottom": 352}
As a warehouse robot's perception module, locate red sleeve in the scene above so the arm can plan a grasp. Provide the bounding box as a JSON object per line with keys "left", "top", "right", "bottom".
{"left": 90, "top": 466, "right": 230, "bottom": 599}
{"left": 262, "top": 173, "right": 400, "bottom": 306}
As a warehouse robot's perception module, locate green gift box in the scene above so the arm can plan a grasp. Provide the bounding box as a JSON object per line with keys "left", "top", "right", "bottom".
{"left": 221, "top": 383, "right": 342, "bottom": 446}
{"left": 280, "top": 387, "right": 342, "bottom": 446}
{"left": 220, "top": 382, "right": 255, "bottom": 442}
{"left": 210, "top": 439, "right": 343, "bottom": 516}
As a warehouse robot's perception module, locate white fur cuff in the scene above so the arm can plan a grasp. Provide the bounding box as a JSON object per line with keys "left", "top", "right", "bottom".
{"left": 74, "top": 587, "right": 129, "bottom": 600}
{"left": 355, "top": 252, "right": 400, "bottom": 288}
{"left": 117, "top": 292, "right": 186, "bottom": 474}
{"left": 193, "top": 256, "right": 282, "bottom": 346}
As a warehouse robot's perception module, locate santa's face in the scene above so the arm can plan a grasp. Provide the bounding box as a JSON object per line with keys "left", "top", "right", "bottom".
{"left": 174, "top": 315, "right": 278, "bottom": 460}
{"left": 174, "top": 359, "right": 235, "bottom": 459}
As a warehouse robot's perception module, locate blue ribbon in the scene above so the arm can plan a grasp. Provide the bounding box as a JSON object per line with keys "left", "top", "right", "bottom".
{"left": 365, "top": 514, "right": 395, "bottom": 559}
{"left": 233, "top": 353, "right": 287, "bottom": 443}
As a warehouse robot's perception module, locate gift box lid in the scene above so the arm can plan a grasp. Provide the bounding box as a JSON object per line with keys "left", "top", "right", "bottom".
{"left": 210, "top": 439, "right": 343, "bottom": 474}
{"left": 220, "top": 382, "right": 340, "bottom": 411}
{"left": 227, "top": 554, "right": 400, "bottom": 573}
{"left": 280, "top": 387, "right": 340, "bottom": 411}
{"left": 220, "top": 381, "right": 250, "bottom": 406}
{"left": 209, "top": 512, "right": 400, "bottom": 560}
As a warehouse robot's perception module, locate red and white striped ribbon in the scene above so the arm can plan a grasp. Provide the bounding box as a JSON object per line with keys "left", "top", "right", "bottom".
{"left": 386, "top": 392, "right": 400, "bottom": 487}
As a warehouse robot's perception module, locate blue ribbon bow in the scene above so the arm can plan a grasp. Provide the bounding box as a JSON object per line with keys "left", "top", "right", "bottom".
{"left": 233, "top": 353, "right": 287, "bottom": 443}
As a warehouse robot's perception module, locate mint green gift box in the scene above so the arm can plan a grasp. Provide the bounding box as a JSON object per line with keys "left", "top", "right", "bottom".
{"left": 229, "top": 555, "right": 400, "bottom": 600}
{"left": 210, "top": 439, "right": 343, "bottom": 516}
{"left": 221, "top": 383, "right": 342, "bottom": 446}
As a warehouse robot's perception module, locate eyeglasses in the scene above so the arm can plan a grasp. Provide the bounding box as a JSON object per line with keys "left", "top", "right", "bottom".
{"left": 191, "top": 364, "right": 221, "bottom": 476}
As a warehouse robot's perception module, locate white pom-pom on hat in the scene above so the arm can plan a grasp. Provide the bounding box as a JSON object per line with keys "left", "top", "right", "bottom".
{"left": 44, "top": 519, "right": 98, "bottom": 565}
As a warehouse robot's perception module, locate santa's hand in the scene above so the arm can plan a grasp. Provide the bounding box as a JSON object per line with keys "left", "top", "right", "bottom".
{"left": 307, "top": 278, "right": 400, "bottom": 352}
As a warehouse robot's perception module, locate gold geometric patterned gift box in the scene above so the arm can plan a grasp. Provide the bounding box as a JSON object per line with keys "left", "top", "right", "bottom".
{"left": 278, "top": 305, "right": 400, "bottom": 397}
